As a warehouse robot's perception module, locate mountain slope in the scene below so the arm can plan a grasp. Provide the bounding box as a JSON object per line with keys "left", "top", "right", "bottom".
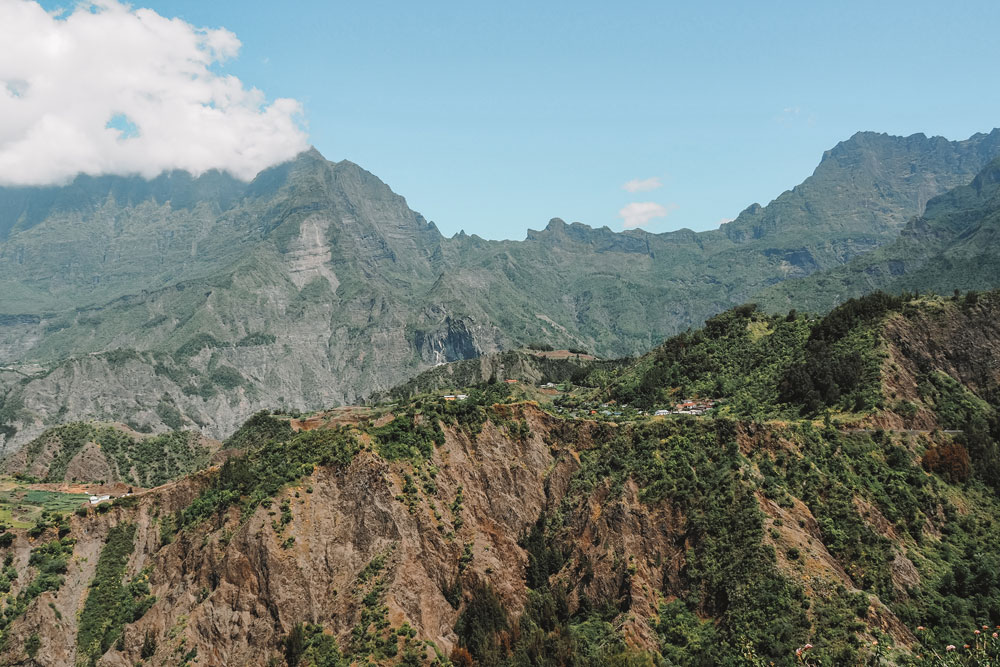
{"left": 756, "top": 157, "right": 1000, "bottom": 313}
{"left": 2, "top": 297, "right": 1000, "bottom": 665}
{"left": 1, "top": 422, "right": 221, "bottom": 487}
{"left": 435, "top": 130, "right": 1000, "bottom": 354}
{"left": 0, "top": 169, "right": 249, "bottom": 314}
{"left": 371, "top": 348, "right": 622, "bottom": 402}
{"left": 599, "top": 290, "right": 1000, "bottom": 444}
{"left": 3, "top": 131, "right": 1000, "bottom": 451}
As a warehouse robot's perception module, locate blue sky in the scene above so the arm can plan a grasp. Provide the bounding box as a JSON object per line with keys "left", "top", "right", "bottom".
{"left": 28, "top": 1, "right": 1000, "bottom": 239}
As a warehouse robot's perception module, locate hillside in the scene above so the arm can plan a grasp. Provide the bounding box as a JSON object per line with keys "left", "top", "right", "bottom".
{"left": 1, "top": 422, "right": 221, "bottom": 487}
{"left": 757, "top": 157, "right": 1000, "bottom": 314}
{"left": 3, "top": 131, "right": 1000, "bottom": 453}
{"left": 371, "top": 349, "right": 623, "bottom": 402}
{"left": 601, "top": 290, "right": 1000, "bottom": 432}
{"left": 0, "top": 298, "right": 999, "bottom": 665}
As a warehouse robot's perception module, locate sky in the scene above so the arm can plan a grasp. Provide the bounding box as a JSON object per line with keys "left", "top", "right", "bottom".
{"left": 4, "top": 1, "right": 1000, "bottom": 239}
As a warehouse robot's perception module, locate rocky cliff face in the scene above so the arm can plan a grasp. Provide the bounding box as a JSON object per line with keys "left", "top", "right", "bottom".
{"left": 4, "top": 295, "right": 1000, "bottom": 665}
{"left": 1, "top": 408, "right": 569, "bottom": 665}
{"left": 2, "top": 401, "right": 996, "bottom": 666}
{"left": 4, "top": 131, "right": 1000, "bottom": 455}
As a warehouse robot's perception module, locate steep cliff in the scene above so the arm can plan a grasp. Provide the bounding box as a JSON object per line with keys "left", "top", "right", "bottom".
{"left": 4, "top": 130, "right": 1000, "bottom": 453}
{"left": 3, "top": 297, "right": 1000, "bottom": 666}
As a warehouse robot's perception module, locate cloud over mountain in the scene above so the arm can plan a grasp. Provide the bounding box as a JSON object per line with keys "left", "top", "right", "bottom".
{"left": 0, "top": 0, "right": 308, "bottom": 185}
{"left": 619, "top": 201, "right": 674, "bottom": 229}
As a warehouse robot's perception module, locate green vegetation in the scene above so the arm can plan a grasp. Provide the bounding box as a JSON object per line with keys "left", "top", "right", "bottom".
{"left": 567, "top": 420, "right": 810, "bottom": 663}
{"left": 445, "top": 408, "right": 1000, "bottom": 665}
{"left": 0, "top": 535, "right": 74, "bottom": 649}
{"left": 11, "top": 423, "right": 213, "bottom": 487}
{"left": 97, "top": 429, "right": 212, "bottom": 487}
{"left": 0, "top": 482, "right": 88, "bottom": 530}
{"left": 209, "top": 365, "right": 245, "bottom": 390}
{"left": 603, "top": 292, "right": 914, "bottom": 418}
{"left": 918, "top": 370, "right": 993, "bottom": 431}
{"left": 371, "top": 415, "right": 443, "bottom": 462}
{"left": 20, "top": 422, "right": 94, "bottom": 482}
{"left": 739, "top": 424, "right": 1000, "bottom": 655}
{"left": 237, "top": 332, "right": 277, "bottom": 347}
{"left": 378, "top": 351, "right": 623, "bottom": 403}
{"left": 779, "top": 292, "right": 909, "bottom": 414}
{"left": 76, "top": 524, "right": 155, "bottom": 666}
{"left": 284, "top": 623, "right": 347, "bottom": 667}
{"left": 604, "top": 303, "right": 808, "bottom": 415}
{"left": 176, "top": 386, "right": 524, "bottom": 532}
{"left": 452, "top": 578, "right": 651, "bottom": 666}
{"left": 177, "top": 426, "right": 357, "bottom": 529}
{"left": 223, "top": 411, "right": 295, "bottom": 450}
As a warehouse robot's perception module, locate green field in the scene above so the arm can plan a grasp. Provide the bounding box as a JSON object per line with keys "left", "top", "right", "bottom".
{"left": 0, "top": 479, "right": 89, "bottom": 529}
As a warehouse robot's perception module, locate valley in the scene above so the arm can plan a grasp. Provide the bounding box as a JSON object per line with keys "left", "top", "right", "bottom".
{"left": 5, "top": 3, "right": 1000, "bottom": 665}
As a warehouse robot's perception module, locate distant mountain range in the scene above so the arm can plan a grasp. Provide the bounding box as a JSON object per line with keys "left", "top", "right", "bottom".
{"left": 3, "top": 129, "right": 1000, "bottom": 450}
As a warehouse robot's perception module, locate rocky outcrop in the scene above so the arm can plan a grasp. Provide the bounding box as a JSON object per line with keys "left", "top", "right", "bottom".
{"left": 2, "top": 404, "right": 971, "bottom": 666}
{"left": 5, "top": 131, "right": 1000, "bottom": 455}
{"left": 1, "top": 409, "right": 571, "bottom": 665}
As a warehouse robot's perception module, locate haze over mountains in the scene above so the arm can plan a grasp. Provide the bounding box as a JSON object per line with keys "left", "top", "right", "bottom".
{"left": 3, "top": 129, "right": 1000, "bottom": 450}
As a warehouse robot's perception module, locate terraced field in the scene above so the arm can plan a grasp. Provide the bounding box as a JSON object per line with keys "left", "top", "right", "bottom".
{"left": 0, "top": 478, "right": 89, "bottom": 529}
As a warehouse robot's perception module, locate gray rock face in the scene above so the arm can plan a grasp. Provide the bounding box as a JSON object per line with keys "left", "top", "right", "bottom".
{"left": 3, "top": 131, "right": 1000, "bottom": 452}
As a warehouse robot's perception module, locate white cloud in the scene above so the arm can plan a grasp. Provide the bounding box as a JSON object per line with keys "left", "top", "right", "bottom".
{"left": 622, "top": 176, "right": 662, "bottom": 193}
{"left": 0, "top": 0, "right": 309, "bottom": 186}
{"left": 619, "top": 202, "right": 676, "bottom": 229}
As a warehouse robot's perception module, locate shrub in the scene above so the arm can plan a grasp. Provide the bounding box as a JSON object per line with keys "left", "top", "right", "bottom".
{"left": 922, "top": 442, "right": 971, "bottom": 483}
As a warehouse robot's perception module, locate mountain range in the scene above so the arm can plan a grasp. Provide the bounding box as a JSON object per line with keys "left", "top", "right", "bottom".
{"left": 5, "top": 124, "right": 1000, "bottom": 665}
{"left": 4, "top": 129, "right": 1000, "bottom": 451}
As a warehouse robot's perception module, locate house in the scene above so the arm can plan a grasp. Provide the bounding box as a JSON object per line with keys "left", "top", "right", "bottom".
{"left": 456, "top": 394, "right": 468, "bottom": 400}
{"left": 654, "top": 410, "right": 671, "bottom": 416}
{"left": 504, "top": 379, "right": 518, "bottom": 384}
{"left": 443, "top": 395, "right": 457, "bottom": 401}
{"left": 89, "top": 495, "right": 111, "bottom": 505}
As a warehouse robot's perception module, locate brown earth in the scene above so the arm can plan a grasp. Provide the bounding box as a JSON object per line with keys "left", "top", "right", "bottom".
{"left": 0, "top": 406, "right": 949, "bottom": 666}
